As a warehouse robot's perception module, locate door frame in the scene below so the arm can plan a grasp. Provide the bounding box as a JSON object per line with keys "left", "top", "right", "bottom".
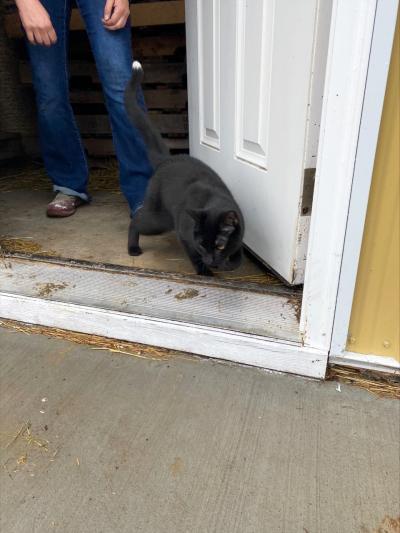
{"left": 329, "top": 0, "right": 399, "bottom": 373}
{"left": 0, "top": 0, "right": 397, "bottom": 378}
{"left": 301, "top": 0, "right": 397, "bottom": 351}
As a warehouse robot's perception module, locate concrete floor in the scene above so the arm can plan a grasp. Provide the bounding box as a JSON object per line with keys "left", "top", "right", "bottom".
{"left": 0, "top": 327, "right": 399, "bottom": 533}
{"left": 0, "top": 190, "right": 282, "bottom": 287}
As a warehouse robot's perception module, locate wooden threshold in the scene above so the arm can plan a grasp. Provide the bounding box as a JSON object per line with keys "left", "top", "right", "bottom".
{"left": 0, "top": 255, "right": 327, "bottom": 378}
{"left": 0, "top": 255, "right": 301, "bottom": 341}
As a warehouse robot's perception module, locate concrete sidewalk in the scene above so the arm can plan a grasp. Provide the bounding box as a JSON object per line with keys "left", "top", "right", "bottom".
{"left": 0, "top": 327, "right": 399, "bottom": 533}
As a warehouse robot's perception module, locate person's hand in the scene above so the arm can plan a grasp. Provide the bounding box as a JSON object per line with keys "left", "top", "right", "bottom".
{"left": 102, "top": 0, "right": 130, "bottom": 30}
{"left": 15, "top": 0, "right": 57, "bottom": 46}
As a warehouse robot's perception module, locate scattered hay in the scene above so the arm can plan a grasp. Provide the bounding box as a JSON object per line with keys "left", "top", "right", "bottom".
{"left": 3, "top": 421, "right": 48, "bottom": 451}
{"left": 5, "top": 421, "right": 29, "bottom": 449}
{"left": 35, "top": 282, "right": 68, "bottom": 298}
{"left": 16, "top": 454, "right": 27, "bottom": 466}
{"left": 0, "top": 159, "right": 121, "bottom": 194}
{"left": 327, "top": 365, "right": 400, "bottom": 400}
{"left": 0, "top": 164, "right": 51, "bottom": 192}
{"left": 0, "top": 319, "right": 178, "bottom": 361}
{"left": 361, "top": 515, "right": 400, "bottom": 533}
{"left": 220, "top": 273, "right": 283, "bottom": 286}
{"left": 2, "top": 422, "right": 50, "bottom": 478}
{"left": 174, "top": 288, "right": 199, "bottom": 300}
{"left": 21, "top": 424, "right": 48, "bottom": 450}
{"left": 0, "top": 236, "right": 56, "bottom": 257}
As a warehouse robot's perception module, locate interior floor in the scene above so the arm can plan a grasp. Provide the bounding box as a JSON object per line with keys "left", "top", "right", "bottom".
{"left": 1, "top": 326, "right": 399, "bottom": 533}
{"left": 0, "top": 160, "right": 294, "bottom": 291}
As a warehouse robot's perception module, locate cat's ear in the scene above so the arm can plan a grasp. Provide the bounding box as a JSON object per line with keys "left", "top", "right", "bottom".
{"left": 222, "top": 211, "right": 240, "bottom": 227}
{"left": 215, "top": 211, "right": 240, "bottom": 250}
{"left": 187, "top": 208, "right": 206, "bottom": 223}
{"left": 219, "top": 211, "right": 241, "bottom": 232}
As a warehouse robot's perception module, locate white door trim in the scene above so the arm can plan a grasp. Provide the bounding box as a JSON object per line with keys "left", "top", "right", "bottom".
{"left": 330, "top": 352, "right": 400, "bottom": 375}
{"left": 301, "top": 0, "right": 390, "bottom": 352}
{"left": 329, "top": 0, "right": 399, "bottom": 371}
{"left": 0, "top": 293, "right": 327, "bottom": 378}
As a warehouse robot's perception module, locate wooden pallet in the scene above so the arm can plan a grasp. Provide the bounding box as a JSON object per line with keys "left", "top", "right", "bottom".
{"left": 19, "top": 61, "right": 186, "bottom": 85}
{"left": 76, "top": 114, "right": 187, "bottom": 135}
{"left": 7, "top": 0, "right": 188, "bottom": 159}
{"left": 0, "top": 133, "right": 23, "bottom": 161}
{"left": 19, "top": 59, "right": 188, "bottom": 157}
{"left": 69, "top": 88, "right": 187, "bottom": 109}
{"left": 18, "top": 136, "right": 189, "bottom": 158}
{"left": 83, "top": 137, "right": 188, "bottom": 157}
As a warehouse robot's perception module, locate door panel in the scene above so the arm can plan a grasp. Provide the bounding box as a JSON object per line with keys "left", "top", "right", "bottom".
{"left": 186, "top": 0, "right": 331, "bottom": 284}
{"left": 235, "top": 0, "right": 273, "bottom": 169}
{"left": 198, "top": 0, "right": 221, "bottom": 149}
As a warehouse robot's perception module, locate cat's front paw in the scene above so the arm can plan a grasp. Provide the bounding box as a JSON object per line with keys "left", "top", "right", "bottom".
{"left": 197, "top": 265, "right": 214, "bottom": 277}
{"left": 128, "top": 245, "right": 143, "bottom": 256}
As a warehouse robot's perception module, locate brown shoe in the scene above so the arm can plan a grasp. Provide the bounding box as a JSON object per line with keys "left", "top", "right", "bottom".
{"left": 47, "top": 193, "right": 85, "bottom": 218}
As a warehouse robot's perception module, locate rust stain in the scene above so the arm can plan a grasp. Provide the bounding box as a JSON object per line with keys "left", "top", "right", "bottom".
{"left": 286, "top": 295, "right": 302, "bottom": 322}
{"left": 174, "top": 288, "right": 199, "bottom": 300}
{"left": 35, "top": 282, "right": 68, "bottom": 298}
{"left": 170, "top": 456, "right": 184, "bottom": 477}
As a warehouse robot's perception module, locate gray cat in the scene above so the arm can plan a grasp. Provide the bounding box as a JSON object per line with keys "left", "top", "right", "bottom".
{"left": 124, "top": 61, "right": 244, "bottom": 277}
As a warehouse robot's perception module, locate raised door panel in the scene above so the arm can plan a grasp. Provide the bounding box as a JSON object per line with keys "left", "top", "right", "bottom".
{"left": 235, "top": 0, "right": 274, "bottom": 169}
{"left": 197, "top": 0, "right": 221, "bottom": 149}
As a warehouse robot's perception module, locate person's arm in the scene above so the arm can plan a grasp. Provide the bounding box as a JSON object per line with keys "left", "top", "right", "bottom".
{"left": 15, "top": 0, "right": 57, "bottom": 46}
{"left": 102, "top": 0, "right": 130, "bottom": 31}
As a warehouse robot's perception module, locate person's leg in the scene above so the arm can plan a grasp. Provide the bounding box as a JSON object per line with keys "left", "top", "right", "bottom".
{"left": 76, "top": 0, "right": 153, "bottom": 214}
{"left": 26, "top": 0, "right": 89, "bottom": 202}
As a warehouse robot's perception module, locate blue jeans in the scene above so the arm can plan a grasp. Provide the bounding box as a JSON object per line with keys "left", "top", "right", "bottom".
{"left": 26, "top": 0, "right": 153, "bottom": 213}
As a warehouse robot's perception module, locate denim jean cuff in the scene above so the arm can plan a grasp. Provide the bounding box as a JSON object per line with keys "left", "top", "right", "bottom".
{"left": 53, "top": 185, "right": 90, "bottom": 202}
{"left": 130, "top": 203, "right": 144, "bottom": 217}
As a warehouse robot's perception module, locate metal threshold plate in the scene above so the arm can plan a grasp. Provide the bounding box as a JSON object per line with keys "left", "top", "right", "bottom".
{"left": 0, "top": 257, "right": 301, "bottom": 342}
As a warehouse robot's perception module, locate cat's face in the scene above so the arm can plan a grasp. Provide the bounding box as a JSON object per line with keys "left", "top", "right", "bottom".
{"left": 190, "top": 210, "right": 242, "bottom": 270}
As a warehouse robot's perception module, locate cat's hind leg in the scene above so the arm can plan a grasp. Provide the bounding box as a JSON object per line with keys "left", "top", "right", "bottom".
{"left": 128, "top": 217, "right": 142, "bottom": 256}
{"left": 128, "top": 208, "right": 172, "bottom": 256}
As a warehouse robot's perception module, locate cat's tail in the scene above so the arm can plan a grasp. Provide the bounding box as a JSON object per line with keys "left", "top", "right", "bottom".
{"left": 124, "top": 61, "right": 170, "bottom": 169}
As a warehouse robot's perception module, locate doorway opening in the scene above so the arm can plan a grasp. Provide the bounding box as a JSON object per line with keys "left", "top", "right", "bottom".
{"left": 0, "top": 2, "right": 289, "bottom": 285}
{"left": 0, "top": 0, "right": 332, "bottom": 348}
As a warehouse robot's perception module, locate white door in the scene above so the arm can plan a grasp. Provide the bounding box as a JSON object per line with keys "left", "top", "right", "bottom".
{"left": 185, "top": 0, "right": 332, "bottom": 284}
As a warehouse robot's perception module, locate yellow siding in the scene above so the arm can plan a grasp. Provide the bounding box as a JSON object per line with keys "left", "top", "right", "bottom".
{"left": 347, "top": 16, "right": 399, "bottom": 360}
